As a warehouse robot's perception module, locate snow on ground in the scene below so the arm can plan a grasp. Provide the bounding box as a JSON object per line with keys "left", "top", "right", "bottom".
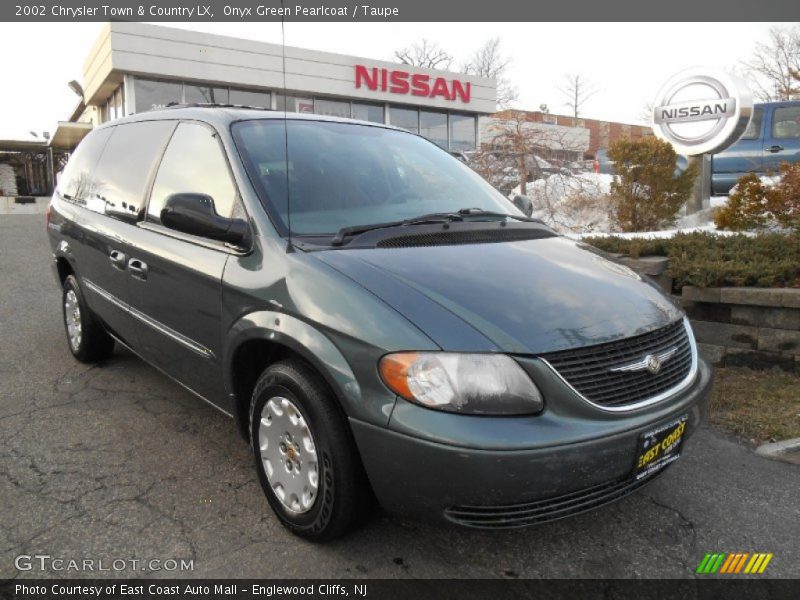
{"left": 512, "top": 171, "right": 730, "bottom": 237}
{"left": 511, "top": 173, "right": 615, "bottom": 234}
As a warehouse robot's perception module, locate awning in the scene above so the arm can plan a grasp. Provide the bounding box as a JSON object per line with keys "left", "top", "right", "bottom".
{"left": 0, "top": 139, "right": 48, "bottom": 152}
{"left": 49, "top": 122, "right": 93, "bottom": 151}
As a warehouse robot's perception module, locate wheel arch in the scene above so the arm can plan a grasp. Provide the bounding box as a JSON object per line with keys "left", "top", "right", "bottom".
{"left": 224, "top": 311, "right": 363, "bottom": 440}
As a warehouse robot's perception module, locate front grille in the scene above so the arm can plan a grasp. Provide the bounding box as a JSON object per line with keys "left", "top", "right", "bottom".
{"left": 376, "top": 227, "right": 554, "bottom": 248}
{"left": 540, "top": 319, "right": 694, "bottom": 408}
{"left": 444, "top": 468, "right": 668, "bottom": 529}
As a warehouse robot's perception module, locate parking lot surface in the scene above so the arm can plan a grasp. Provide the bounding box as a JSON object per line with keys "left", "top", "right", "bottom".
{"left": 2, "top": 215, "right": 798, "bottom": 579}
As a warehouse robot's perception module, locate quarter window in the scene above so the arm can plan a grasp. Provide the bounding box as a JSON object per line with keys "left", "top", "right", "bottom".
{"left": 741, "top": 108, "right": 763, "bottom": 140}
{"left": 772, "top": 106, "right": 800, "bottom": 139}
{"left": 147, "top": 123, "right": 237, "bottom": 224}
{"left": 57, "top": 127, "right": 114, "bottom": 204}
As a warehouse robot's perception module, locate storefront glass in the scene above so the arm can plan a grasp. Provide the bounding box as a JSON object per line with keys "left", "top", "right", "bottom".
{"left": 420, "top": 110, "right": 448, "bottom": 149}
{"left": 449, "top": 113, "right": 477, "bottom": 151}
{"left": 275, "top": 94, "right": 314, "bottom": 114}
{"left": 389, "top": 106, "right": 419, "bottom": 134}
{"left": 352, "top": 102, "right": 384, "bottom": 123}
{"left": 185, "top": 84, "right": 229, "bottom": 104}
{"left": 229, "top": 88, "right": 271, "bottom": 108}
{"left": 314, "top": 98, "right": 350, "bottom": 118}
{"left": 134, "top": 78, "right": 182, "bottom": 112}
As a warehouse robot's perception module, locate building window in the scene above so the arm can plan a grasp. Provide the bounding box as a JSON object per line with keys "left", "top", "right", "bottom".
{"left": 314, "top": 98, "right": 350, "bottom": 118}
{"left": 420, "top": 110, "right": 448, "bottom": 149}
{"left": 449, "top": 113, "right": 476, "bottom": 151}
{"left": 134, "top": 78, "right": 182, "bottom": 112}
{"left": 389, "top": 106, "right": 419, "bottom": 134}
{"left": 185, "top": 84, "right": 229, "bottom": 104}
{"left": 275, "top": 94, "right": 314, "bottom": 114}
{"left": 352, "top": 102, "right": 384, "bottom": 123}
{"left": 229, "top": 88, "right": 271, "bottom": 108}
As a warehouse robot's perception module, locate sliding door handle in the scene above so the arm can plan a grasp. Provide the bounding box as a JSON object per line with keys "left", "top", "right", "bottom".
{"left": 128, "top": 258, "right": 148, "bottom": 281}
{"left": 109, "top": 249, "right": 127, "bottom": 270}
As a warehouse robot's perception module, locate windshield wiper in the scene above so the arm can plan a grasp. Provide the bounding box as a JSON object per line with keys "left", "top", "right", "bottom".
{"left": 455, "top": 208, "right": 542, "bottom": 222}
{"left": 330, "top": 212, "right": 463, "bottom": 246}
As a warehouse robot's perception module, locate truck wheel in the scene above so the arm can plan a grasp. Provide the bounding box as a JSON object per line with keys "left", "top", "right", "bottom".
{"left": 249, "top": 359, "right": 366, "bottom": 541}
{"left": 62, "top": 275, "right": 114, "bottom": 363}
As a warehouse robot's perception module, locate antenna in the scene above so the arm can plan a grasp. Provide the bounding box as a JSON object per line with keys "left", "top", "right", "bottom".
{"left": 279, "top": 0, "right": 292, "bottom": 251}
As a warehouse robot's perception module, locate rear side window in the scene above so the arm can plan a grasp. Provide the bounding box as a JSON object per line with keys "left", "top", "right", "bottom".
{"left": 147, "top": 122, "right": 237, "bottom": 223}
{"left": 772, "top": 106, "right": 800, "bottom": 139}
{"left": 741, "top": 107, "right": 763, "bottom": 140}
{"left": 90, "top": 121, "right": 176, "bottom": 222}
{"left": 57, "top": 127, "right": 113, "bottom": 204}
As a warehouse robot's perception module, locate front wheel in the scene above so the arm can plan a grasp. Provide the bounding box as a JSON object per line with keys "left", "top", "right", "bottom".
{"left": 249, "top": 359, "right": 367, "bottom": 541}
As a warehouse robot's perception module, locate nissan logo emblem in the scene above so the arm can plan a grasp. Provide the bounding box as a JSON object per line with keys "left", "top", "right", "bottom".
{"left": 651, "top": 68, "right": 754, "bottom": 156}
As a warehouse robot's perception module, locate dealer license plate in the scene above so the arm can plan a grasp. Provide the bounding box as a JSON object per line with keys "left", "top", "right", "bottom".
{"left": 634, "top": 415, "right": 688, "bottom": 480}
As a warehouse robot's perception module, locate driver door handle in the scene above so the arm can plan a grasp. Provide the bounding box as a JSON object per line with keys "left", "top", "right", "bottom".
{"left": 109, "top": 249, "right": 127, "bottom": 270}
{"left": 128, "top": 258, "right": 148, "bottom": 281}
{"left": 768, "top": 145, "right": 784, "bottom": 153}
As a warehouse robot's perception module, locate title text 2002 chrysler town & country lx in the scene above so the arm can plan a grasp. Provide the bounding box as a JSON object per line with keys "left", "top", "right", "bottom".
{"left": 47, "top": 107, "right": 711, "bottom": 540}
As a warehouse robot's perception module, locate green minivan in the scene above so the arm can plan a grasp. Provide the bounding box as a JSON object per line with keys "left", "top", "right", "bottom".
{"left": 48, "top": 106, "right": 711, "bottom": 540}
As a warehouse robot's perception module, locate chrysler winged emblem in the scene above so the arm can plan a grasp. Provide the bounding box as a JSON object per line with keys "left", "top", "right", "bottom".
{"left": 609, "top": 347, "right": 678, "bottom": 375}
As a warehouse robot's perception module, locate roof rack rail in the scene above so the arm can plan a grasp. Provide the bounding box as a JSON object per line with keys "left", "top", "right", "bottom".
{"left": 163, "top": 102, "right": 274, "bottom": 111}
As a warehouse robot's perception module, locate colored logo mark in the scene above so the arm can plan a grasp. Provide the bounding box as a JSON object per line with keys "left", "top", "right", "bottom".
{"left": 696, "top": 552, "right": 773, "bottom": 574}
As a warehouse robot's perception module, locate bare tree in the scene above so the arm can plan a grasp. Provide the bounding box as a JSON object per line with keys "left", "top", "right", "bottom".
{"left": 559, "top": 73, "right": 598, "bottom": 120}
{"left": 476, "top": 111, "right": 585, "bottom": 195}
{"left": 394, "top": 39, "right": 453, "bottom": 70}
{"left": 462, "top": 37, "right": 518, "bottom": 109}
{"left": 742, "top": 25, "right": 800, "bottom": 101}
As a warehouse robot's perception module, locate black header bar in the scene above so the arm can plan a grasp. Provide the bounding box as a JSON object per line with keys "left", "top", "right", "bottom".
{"left": 3, "top": 0, "right": 800, "bottom": 22}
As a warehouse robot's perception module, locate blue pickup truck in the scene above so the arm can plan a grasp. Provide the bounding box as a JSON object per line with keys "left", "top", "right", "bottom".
{"left": 595, "top": 101, "right": 800, "bottom": 195}
{"left": 711, "top": 101, "right": 800, "bottom": 194}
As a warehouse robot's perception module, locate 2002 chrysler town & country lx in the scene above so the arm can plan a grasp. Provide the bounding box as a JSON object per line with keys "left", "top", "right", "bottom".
{"left": 47, "top": 107, "right": 711, "bottom": 540}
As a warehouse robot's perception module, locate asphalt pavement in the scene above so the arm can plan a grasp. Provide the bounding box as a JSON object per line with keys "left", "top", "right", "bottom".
{"left": 1, "top": 215, "right": 798, "bottom": 579}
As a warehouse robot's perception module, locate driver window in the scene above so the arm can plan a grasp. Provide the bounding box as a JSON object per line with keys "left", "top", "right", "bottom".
{"left": 147, "top": 122, "right": 236, "bottom": 224}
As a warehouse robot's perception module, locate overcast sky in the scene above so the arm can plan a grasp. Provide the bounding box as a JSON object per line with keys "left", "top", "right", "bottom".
{"left": 0, "top": 21, "right": 785, "bottom": 140}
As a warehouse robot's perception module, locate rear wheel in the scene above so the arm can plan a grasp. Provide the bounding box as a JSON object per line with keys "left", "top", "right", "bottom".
{"left": 62, "top": 275, "right": 114, "bottom": 363}
{"left": 249, "top": 359, "right": 366, "bottom": 541}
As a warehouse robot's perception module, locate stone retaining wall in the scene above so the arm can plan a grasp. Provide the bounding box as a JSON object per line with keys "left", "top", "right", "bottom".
{"left": 680, "top": 286, "right": 800, "bottom": 372}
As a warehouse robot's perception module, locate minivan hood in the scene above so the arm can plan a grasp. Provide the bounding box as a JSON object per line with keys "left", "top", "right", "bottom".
{"left": 314, "top": 237, "right": 683, "bottom": 354}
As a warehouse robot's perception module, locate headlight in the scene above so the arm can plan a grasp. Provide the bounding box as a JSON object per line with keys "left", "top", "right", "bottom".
{"left": 378, "top": 352, "right": 543, "bottom": 415}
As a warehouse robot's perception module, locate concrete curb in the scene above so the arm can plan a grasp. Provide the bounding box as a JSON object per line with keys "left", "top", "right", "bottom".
{"left": 755, "top": 437, "right": 800, "bottom": 465}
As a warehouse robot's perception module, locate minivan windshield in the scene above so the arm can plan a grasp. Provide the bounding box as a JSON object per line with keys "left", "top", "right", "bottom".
{"left": 232, "top": 119, "right": 521, "bottom": 236}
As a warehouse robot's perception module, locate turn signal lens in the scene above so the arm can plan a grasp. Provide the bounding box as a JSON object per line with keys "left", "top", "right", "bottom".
{"left": 379, "top": 352, "right": 543, "bottom": 415}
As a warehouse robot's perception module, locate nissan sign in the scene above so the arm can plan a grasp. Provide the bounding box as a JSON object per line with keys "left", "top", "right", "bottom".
{"left": 355, "top": 65, "right": 471, "bottom": 103}
{"left": 651, "top": 68, "right": 753, "bottom": 156}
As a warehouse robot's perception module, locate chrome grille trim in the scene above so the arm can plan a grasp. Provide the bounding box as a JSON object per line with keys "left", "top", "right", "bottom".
{"left": 539, "top": 317, "right": 698, "bottom": 412}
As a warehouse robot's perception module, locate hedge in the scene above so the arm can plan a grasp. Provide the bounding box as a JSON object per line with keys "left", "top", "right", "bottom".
{"left": 583, "top": 232, "right": 800, "bottom": 289}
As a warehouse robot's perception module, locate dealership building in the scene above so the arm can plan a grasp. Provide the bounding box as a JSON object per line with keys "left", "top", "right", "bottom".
{"left": 71, "top": 22, "right": 496, "bottom": 153}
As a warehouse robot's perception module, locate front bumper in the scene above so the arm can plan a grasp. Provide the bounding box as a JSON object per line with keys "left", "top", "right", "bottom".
{"left": 350, "top": 356, "right": 712, "bottom": 526}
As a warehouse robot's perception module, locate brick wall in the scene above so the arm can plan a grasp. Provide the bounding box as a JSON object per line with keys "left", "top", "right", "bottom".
{"left": 680, "top": 287, "right": 800, "bottom": 372}
{"left": 493, "top": 110, "right": 652, "bottom": 158}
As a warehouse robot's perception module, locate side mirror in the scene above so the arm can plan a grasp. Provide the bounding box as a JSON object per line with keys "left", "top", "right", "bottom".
{"left": 160, "top": 193, "right": 249, "bottom": 246}
{"left": 511, "top": 194, "right": 534, "bottom": 217}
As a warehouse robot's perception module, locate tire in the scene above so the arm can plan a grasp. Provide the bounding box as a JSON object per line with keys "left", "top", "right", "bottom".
{"left": 249, "top": 359, "right": 366, "bottom": 541}
{"left": 62, "top": 275, "right": 115, "bottom": 363}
